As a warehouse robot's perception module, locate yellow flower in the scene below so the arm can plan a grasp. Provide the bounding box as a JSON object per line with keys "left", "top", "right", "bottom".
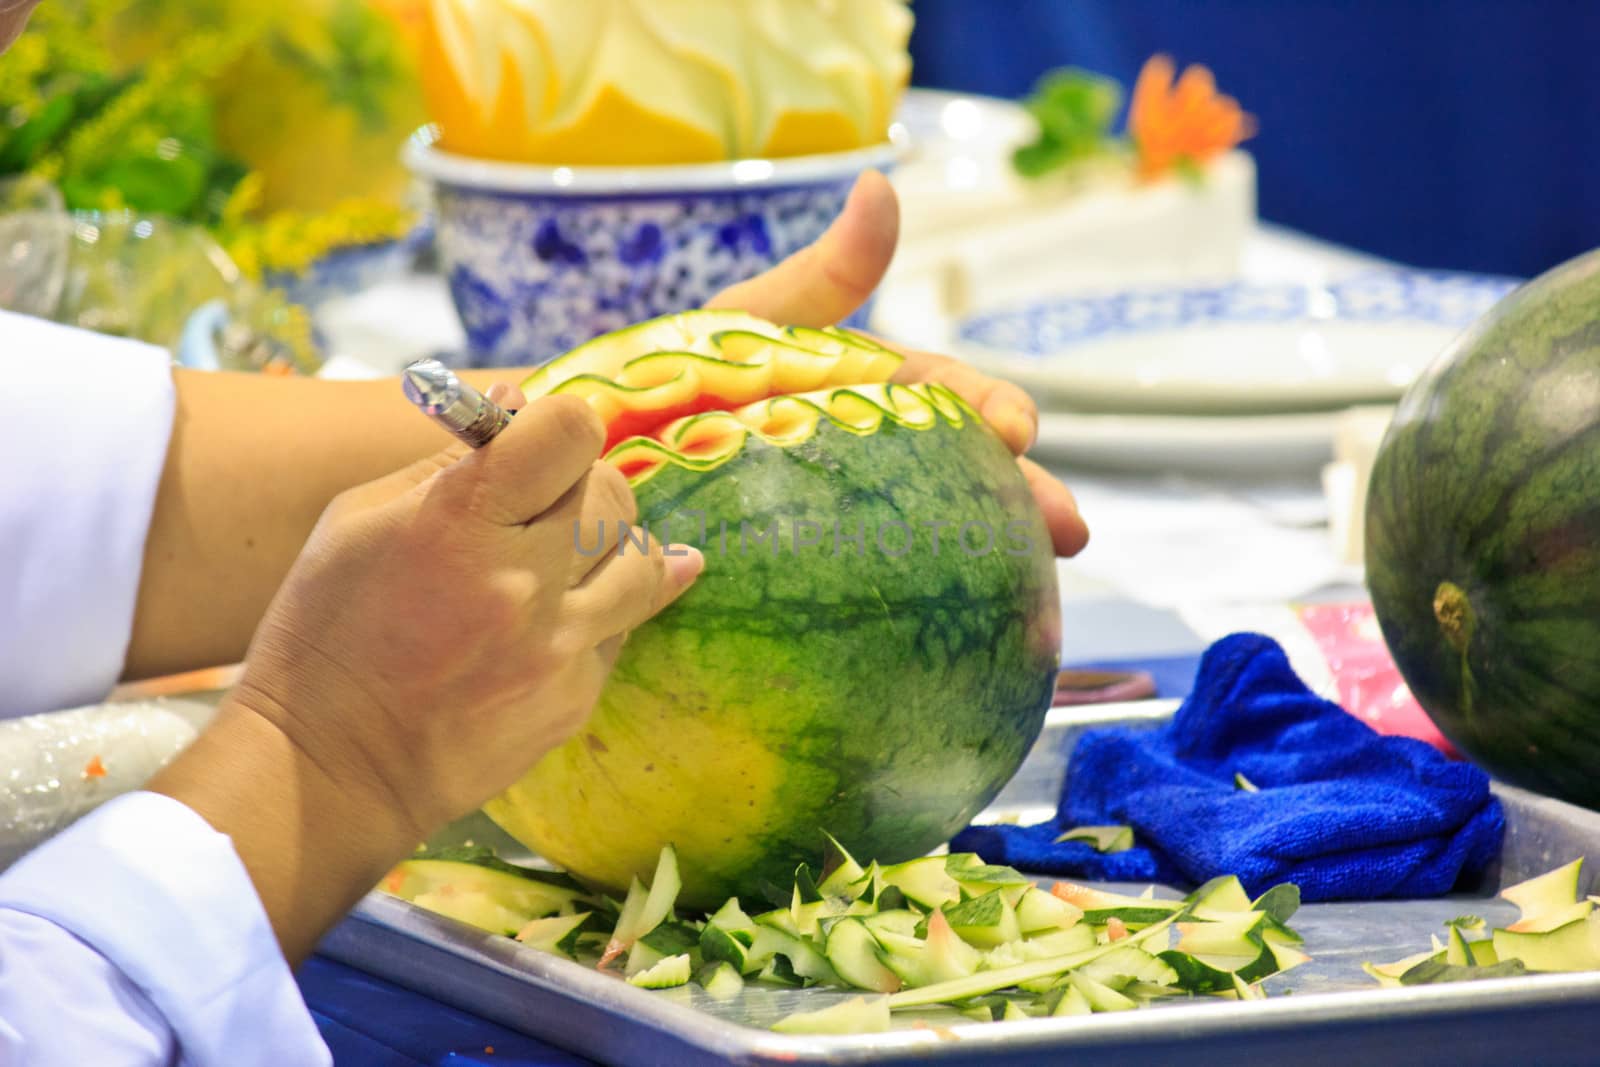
{"left": 222, "top": 197, "right": 417, "bottom": 278}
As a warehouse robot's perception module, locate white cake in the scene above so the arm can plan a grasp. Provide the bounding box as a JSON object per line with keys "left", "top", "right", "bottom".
{"left": 876, "top": 90, "right": 1256, "bottom": 350}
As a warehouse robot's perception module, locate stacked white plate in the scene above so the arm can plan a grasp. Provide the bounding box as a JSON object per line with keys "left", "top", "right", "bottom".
{"left": 878, "top": 91, "right": 1520, "bottom": 474}
{"left": 945, "top": 271, "right": 1519, "bottom": 473}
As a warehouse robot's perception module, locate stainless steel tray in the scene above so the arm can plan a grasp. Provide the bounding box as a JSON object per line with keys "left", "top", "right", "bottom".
{"left": 320, "top": 701, "right": 1600, "bottom": 1065}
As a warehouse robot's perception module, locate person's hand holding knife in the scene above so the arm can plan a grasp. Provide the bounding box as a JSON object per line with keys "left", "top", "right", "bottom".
{"left": 150, "top": 381, "right": 702, "bottom": 963}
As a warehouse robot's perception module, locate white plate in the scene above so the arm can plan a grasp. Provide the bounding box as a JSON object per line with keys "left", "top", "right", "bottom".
{"left": 955, "top": 271, "right": 1520, "bottom": 414}
{"left": 1031, "top": 409, "right": 1341, "bottom": 474}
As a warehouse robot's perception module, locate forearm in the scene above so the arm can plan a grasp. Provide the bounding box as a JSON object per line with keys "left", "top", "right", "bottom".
{"left": 125, "top": 367, "right": 527, "bottom": 679}
{"left": 147, "top": 699, "right": 419, "bottom": 964}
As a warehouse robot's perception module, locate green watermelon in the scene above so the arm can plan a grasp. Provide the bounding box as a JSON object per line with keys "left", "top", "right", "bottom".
{"left": 484, "top": 311, "right": 1061, "bottom": 907}
{"left": 1366, "top": 248, "right": 1600, "bottom": 806}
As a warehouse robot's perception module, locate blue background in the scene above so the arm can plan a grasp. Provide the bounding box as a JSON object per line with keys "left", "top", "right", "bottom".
{"left": 907, "top": 0, "right": 1600, "bottom": 279}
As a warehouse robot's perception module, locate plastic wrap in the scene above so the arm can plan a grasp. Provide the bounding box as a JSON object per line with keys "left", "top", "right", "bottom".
{"left": 0, "top": 697, "right": 216, "bottom": 868}
{"left": 1295, "top": 601, "right": 1455, "bottom": 756}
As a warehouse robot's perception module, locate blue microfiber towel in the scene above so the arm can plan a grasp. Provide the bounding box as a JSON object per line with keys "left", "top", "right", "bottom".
{"left": 951, "top": 633, "right": 1505, "bottom": 901}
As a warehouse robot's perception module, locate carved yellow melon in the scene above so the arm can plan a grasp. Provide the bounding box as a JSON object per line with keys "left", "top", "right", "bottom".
{"left": 418, "top": 0, "right": 912, "bottom": 163}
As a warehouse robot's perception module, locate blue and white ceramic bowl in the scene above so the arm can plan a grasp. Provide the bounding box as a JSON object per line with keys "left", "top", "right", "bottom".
{"left": 264, "top": 221, "right": 434, "bottom": 311}
{"left": 405, "top": 128, "right": 906, "bottom": 368}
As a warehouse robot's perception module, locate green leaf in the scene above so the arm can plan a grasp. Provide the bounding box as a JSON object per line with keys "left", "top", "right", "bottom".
{"left": 92, "top": 151, "right": 208, "bottom": 216}
{"left": 1444, "top": 915, "right": 1486, "bottom": 932}
{"left": 199, "top": 155, "right": 251, "bottom": 226}
{"left": 1011, "top": 66, "right": 1124, "bottom": 180}
{"left": 1011, "top": 140, "right": 1069, "bottom": 179}
{"left": 1028, "top": 69, "right": 1121, "bottom": 146}
{"left": 0, "top": 93, "right": 81, "bottom": 173}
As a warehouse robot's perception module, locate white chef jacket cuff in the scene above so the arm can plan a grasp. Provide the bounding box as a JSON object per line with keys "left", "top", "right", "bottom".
{"left": 0, "top": 311, "right": 176, "bottom": 718}
{"left": 0, "top": 791, "right": 328, "bottom": 1066}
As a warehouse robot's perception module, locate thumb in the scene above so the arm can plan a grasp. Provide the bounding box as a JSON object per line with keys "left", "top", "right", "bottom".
{"left": 484, "top": 381, "right": 526, "bottom": 411}
{"left": 704, "top": 169, "right": 899, "bottom": 327}
{"left": 367, "top": 381, "right": 528, "bottom": 500}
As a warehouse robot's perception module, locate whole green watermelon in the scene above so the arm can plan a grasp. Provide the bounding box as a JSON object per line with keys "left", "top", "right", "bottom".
{"left": 1366, "top": 249, "right": 1600, "bottom": 806}
{"left": 482, "top": 311, "right": 1062, "bottom": 908}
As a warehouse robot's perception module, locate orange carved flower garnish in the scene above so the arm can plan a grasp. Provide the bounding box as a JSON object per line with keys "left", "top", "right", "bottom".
{"left": 1128, "top": 55, "right": 1255, "bottom": 181}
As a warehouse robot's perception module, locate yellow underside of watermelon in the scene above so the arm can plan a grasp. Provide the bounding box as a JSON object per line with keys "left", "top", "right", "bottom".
{"left": 483, "top": 686, "right": 785, "bottom": 897}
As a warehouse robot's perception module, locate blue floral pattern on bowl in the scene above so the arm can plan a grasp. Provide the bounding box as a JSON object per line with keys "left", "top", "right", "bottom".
{"left": 433, "top": 182, "right": 863, "bottom": 367}
{"left": 958, "top": 271, "right": 1522, "bottom": 358}
{"left": 952, "top": 270, "right": 1529, "bottom": 414}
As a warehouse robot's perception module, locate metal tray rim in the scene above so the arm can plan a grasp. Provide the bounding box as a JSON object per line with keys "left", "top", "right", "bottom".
{"left": 330, "top": 892, "right": 1600, "bottom": 1064}
{"left": 323, "top": 697, "right": 1600, "bottom": 1064}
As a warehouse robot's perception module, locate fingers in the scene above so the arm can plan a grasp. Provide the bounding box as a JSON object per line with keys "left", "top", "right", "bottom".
{"left": 703, "top": 170, "right": 899, "bottom": 327}
{"left": 594, "top": 631, "right": 628, "bottom": 675}
{"left": 1017, "top": 456, "right": 1090, "bottom": 558}
{"left": 537, "top": 460, "right": 639, "bottom": 584}
{"left": 391, "top": 382, "right": 526, "bottom": 493}
{"left": 485, "top": 381, "right": 526, "bottom": 411}
{"left": 890, "top": 347, "right": 1039, "bottom": 455}
{"left": 567, "top": 538, "right": 704, "bottom": 640}
{"left": 435, "top": 393, "right": 606, "bottom": 527}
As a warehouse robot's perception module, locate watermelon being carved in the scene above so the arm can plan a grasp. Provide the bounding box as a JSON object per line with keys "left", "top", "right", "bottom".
{"left": 1366, "top": 248, "right": 1600, "bottom": 807}
{"left": 483, "top": 310, "right": 1062, "bottom": 906}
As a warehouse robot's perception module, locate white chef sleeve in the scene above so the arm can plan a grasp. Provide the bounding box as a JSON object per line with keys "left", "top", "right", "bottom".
{"left": 0, "top": 791, "right": 330, "bottom": 1065}
{"left": 0, "top": 310, "right": 177, "bottom": 719}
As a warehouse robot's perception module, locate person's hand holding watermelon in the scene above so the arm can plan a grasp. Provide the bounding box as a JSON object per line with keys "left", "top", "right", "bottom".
{"left": 707, "top": 171, "right": 1090, "bottom": 559}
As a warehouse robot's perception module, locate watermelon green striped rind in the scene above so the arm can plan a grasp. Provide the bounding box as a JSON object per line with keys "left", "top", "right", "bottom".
{"left": 486, "top": 316, "right": 1060, "bottom": 908}
{"left": 1365, "top": 248, "right": 1600, "bottom": 806}
{"left": 487, "top": 385, "right": 1059, "bottom": 907}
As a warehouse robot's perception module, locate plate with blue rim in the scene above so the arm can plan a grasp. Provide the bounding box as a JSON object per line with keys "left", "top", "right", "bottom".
{"left": 954, "top": 270, "right": 1521, "bottom": 414}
